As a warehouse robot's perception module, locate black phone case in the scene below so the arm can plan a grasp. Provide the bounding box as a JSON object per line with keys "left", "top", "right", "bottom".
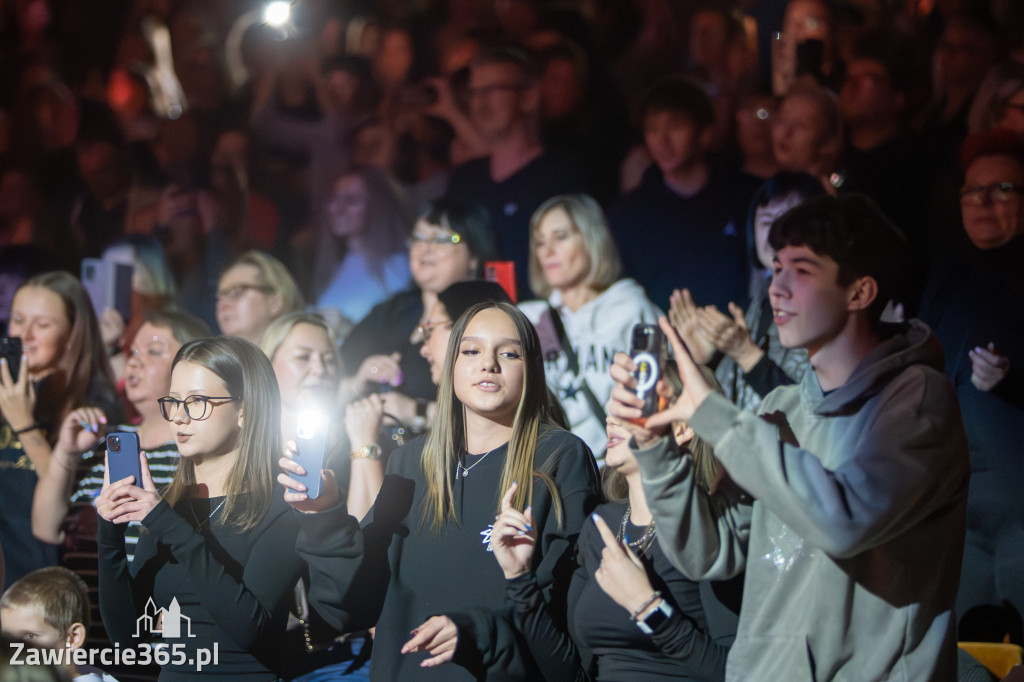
{"left": 0, "top": 337, "right": 21, "bottom": 380}
{"left": 107, "top": 432, "right": 143, "bottom": 485}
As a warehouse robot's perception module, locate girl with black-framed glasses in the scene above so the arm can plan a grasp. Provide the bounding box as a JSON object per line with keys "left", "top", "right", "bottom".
{"left": 96, "top": 336, "right": 306, "bottom": 680}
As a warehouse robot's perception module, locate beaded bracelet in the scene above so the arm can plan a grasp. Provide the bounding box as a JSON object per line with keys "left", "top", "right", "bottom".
{"left": 629, "top": 591, "right": 663, "bottom": 621}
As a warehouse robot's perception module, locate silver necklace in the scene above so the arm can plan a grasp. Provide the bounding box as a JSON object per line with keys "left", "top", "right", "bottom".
{"left": 190, "top": 498, "right": 226, "bottom": 529}
{"left": 456, "top": 446, "right": 501, "bottom": 479}
{"left": 617, "top": 505, "right": 657, "bottom": 556}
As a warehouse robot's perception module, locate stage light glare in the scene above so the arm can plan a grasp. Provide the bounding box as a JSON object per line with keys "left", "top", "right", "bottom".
{"left": 264, "top": 1, "right": 290, "bottom": 27}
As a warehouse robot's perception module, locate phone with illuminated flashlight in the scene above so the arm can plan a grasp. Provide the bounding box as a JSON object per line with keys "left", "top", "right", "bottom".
{"left": 294, "top": 411, "right": 329, "bottom": 499}
{"left": 107, "top": 432, "right": 143, "bottom": 485}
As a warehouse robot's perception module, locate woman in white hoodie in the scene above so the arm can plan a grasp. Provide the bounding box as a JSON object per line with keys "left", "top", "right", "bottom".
{"left": 519, "top": 194, "right": 662, "bottom": 464}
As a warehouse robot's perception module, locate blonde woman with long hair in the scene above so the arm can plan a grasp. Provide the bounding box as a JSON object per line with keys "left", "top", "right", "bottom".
{"left": 96, "top": 337, "right": 306, "bottom": 680}
{"left": 279, "top": 301, "right": 601, "bottom": 681}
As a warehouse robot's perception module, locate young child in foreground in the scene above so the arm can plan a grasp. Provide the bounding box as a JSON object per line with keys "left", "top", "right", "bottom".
{"left": 2, "top": 566, "right": 118, "bottom": 681}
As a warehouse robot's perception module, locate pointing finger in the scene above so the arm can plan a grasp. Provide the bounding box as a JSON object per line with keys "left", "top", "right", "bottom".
{"left": 592, "top": 513, "right": 620, "bottom": 551}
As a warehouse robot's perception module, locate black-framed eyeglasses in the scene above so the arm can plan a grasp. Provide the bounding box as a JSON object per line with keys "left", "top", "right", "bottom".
{"left": 959, "top": 182, "right": 1024, "bottom": 206}
{"left": 406, "top": 232, "right": 462, "bottom": 249}
{"left": 158, "top": 395, "right": 237, "bottom": 421}
{"left": 217, "top": 284, "right": 272, "bottom": 301}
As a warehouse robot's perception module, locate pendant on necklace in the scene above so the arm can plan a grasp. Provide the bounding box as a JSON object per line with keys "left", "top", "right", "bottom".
{"left": 457, "top": 447, "right": 497, "bottom": 479}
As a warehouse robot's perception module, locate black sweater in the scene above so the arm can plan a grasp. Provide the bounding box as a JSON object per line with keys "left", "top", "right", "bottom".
{"left": 506, "top": 502, "right": 728, "bottom": 681}
{"left": 98, "top": 493, "right": 304, "bottom": 680}
{"left": 339, "top": 289, "right": 435, "bottom": 401}
{"left": 297, "top": 429, "right": 601, "bottom": 681}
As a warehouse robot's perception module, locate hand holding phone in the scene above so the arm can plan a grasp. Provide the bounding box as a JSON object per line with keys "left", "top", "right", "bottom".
{"left": 629, "top": 323, "right": 666, "bottom": 419}
{"left": 293, "top": 411, "right": 330, "bottom": 500}
{"left": 97, "top": 434, "right": 161, "bottom": 525}
{"left": 107, "top": 432, "right": 143, "bottom": 485}
{"left": 0, "top": 337, "right": 21, "bottom": 381}
{"left": 0, "top": 336, "right": 35, "bottom": 432}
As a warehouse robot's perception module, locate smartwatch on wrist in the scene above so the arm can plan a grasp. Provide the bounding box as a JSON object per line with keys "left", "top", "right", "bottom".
{"left": 635, "top": 599, "right": 674, "bottom": 635}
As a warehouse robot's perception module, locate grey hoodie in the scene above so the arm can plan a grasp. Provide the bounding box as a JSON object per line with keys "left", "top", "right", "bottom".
{"left": 636, "top": 320, "right": 969, "bottom": 681}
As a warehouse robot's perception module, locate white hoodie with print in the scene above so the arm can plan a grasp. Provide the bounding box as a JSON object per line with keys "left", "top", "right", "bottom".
{"left": 520, "top": 278, "right": 663, "bottom": 464}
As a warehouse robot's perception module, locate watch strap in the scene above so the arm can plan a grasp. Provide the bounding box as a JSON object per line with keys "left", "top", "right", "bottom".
{"left": 635, "top": 599, "right": 674, "bottom": 635}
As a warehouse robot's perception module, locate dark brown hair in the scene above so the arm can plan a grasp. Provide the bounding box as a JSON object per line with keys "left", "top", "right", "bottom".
{"left": 769, "top": 194, "right": 910, "bottom": 331}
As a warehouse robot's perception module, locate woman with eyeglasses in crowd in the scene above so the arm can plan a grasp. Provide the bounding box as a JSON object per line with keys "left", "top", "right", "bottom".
{"left": 30, "top": 310, "right": 208, "bottom": 680}
{"left": 279, "top": 301, "right": 600, "bottom": 681}
{"left": 216, "top": 250, "right": 305, "bottom": 345}
{"left": 0, "top": 271, "right": 122, "bottom": 590}
{"left": 337, "top": 196, "right": 499, "bottom": 431}
{"left": 96, "top": 337, "right": 307, "bottom": 680}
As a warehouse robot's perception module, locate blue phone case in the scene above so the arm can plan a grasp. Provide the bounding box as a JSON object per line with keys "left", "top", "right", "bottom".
{"left": 294, "top": 416, "right": 329, "bottom": 499}
{"left": 107, "top": 432, "right": 143, "bottom": 484}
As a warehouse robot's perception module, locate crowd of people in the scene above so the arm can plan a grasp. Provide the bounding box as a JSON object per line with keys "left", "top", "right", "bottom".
{"left": 1, "top": 0, "right": 1023, "bottom": 680}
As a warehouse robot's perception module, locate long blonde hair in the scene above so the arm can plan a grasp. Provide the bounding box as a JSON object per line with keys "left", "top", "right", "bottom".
{"left": 162, "top": 337, "right": 281, "bottom": 531}
{"left": 421, "top": 302, "right": 562, "bottom": 532}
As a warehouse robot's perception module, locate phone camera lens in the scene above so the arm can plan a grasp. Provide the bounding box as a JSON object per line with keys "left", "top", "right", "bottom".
{"left": 110, "top": 436, "right": 120, "bottom": 452}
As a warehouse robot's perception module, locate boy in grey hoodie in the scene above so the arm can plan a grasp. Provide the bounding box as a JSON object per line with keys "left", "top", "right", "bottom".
{"left": 608, "top": 194, "right": 969, "bottom": 681}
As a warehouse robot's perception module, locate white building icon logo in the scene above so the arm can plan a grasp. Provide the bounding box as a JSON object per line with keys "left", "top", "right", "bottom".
{"left": 134, "top": 597, "right": 196, "bottom": 638}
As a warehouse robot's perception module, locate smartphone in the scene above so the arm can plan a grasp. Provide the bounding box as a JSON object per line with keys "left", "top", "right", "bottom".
{"left": 294, "top": 411, "right": 329, "bottom": 500}
{"left": 629, "top": 323, "right": 666, "bottom": 419}
{"left": 0, "top": 337, "right": 21, "bottom": 380}
{"left": 484, "top": 261, "right": 517, "bottom": 303}
{"left": 81, "top": 258, "right": 134, "bottom": 321}
{"left": 107, "top": 432, "right": 143, "bottom": 485}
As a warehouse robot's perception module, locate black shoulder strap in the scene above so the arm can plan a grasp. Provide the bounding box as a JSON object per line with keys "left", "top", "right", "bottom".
{"left": 547, "top": 304, "right": 607, "bottom": 425}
